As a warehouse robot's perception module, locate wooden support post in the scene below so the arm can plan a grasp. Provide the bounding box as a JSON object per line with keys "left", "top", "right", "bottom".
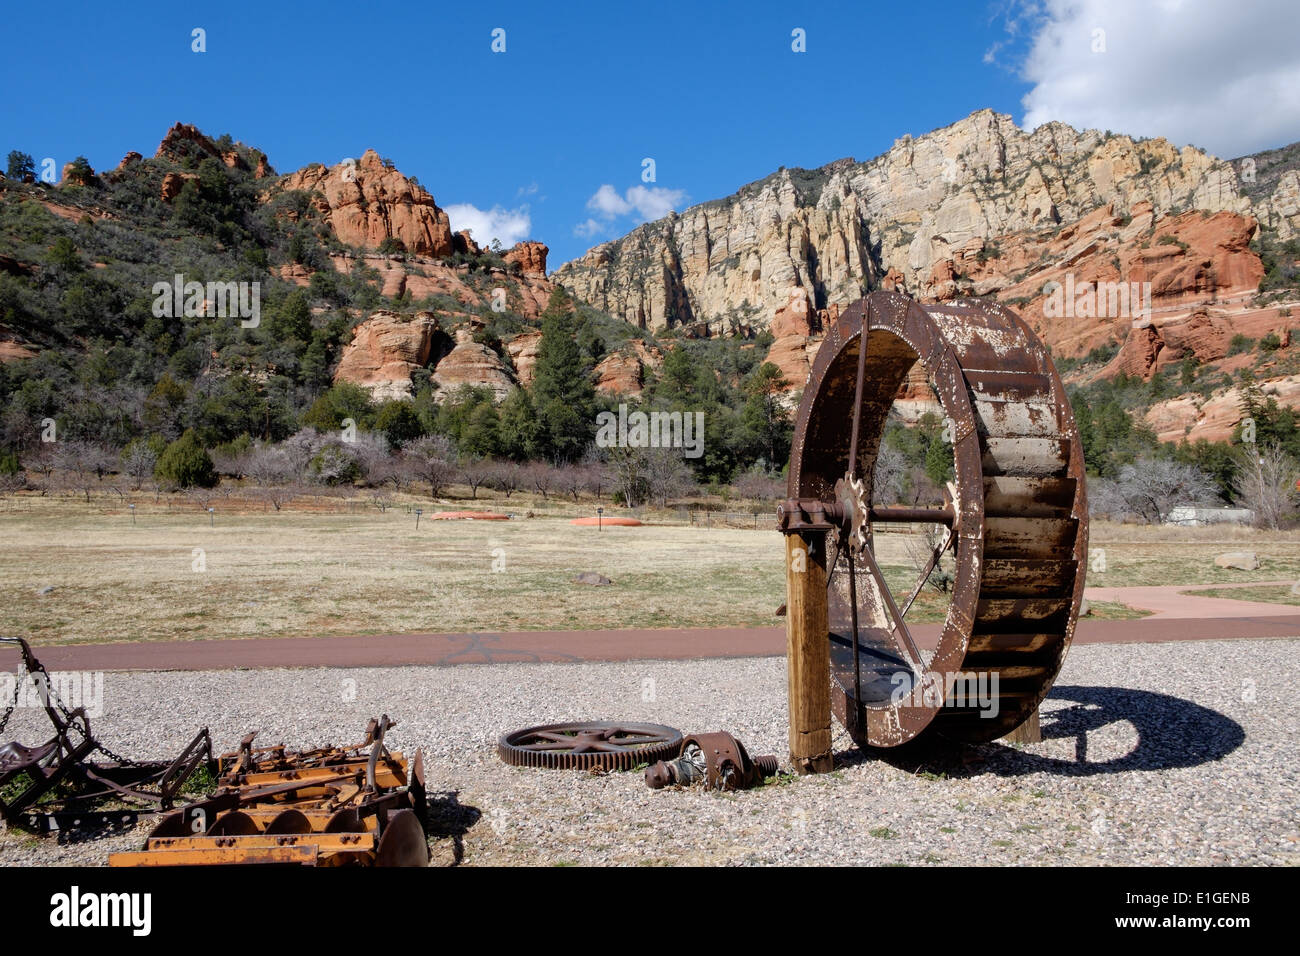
{"left": 785, "top": 529, "right": 833, "bottom": 774}
{"left": 1003, "top": 707, "right": 1041, "bottom": 744}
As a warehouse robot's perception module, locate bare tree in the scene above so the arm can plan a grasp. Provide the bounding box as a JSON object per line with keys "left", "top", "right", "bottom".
{"left": 1115, "top": 457, "right": 1217, "bottom": 524}
{"left": 556, "top": 464, "right": 586, "bottom": 502}
{"left": 120, "top": 442, "right": 158, "bottom": 491}
{"left": 488, "top": 460, "right": 521, "bottom": 498}
{"left": 0, "top": 470, "right": 26, "bottom": 502}
{"left": 351, "top": 433, "right": 397, "bottom": 487}
{"left": 459, "top": 456, "right": 495, "bottom": 499}
{"left": 210, "top": 443, "right": 251, "bottom": 480}
{"left": 404, "top": 435, "right": 457, "bottom": 498}
{"left": 280, "top": 429, "right": 324, "bottom": 482}
{"left": 183, "top": 484, "right": 220, "bottom": 513}
{"left": 905, "top": 522, "right": 955, "bottom": 594}
{"left": 645, "top": 448, "right": 694, "bottom": 509}
{"left": 1087, "top": 478, "right": 1133, "bottom": 522}
{"left": 25, "top": 444, "right": 56, "bottom": 494}
{"left": 580, "top": 445, "right": 610, "bottom": 500}
{"left": 245, "top": 444, "right": 293, "bottom": 487}
{"left": 55, "top": 441, "right": 115, "bottom": 503}
{"left": 311, "top": 440, "right": 360, "bottom": 485}
{"left": 872, "top": 442, "right": 906, "bottom": 505}
{"left": 526, "top": 461, "right": 555, "bottom": 500}
{"left": 605, "top": 445, "right": 648, "bottom": 508}
{"left": 1233, "top": 443, "right": 1300, "bottom": 530}
{"left": 241, "top": 444, "right": 297, "bottom": 511}
{"left": 732, "top": 464, "right": 783, "bottom": 508}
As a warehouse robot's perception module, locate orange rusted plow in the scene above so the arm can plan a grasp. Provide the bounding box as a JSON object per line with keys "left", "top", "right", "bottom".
{"left": 109, "top": 716, "right": 429, "bottom": 867}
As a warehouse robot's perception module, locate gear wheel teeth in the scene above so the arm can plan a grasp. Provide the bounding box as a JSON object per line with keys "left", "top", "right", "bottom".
{"left": 835, "top": 473, "right": 870, "bottom": 554}
{"left": 498, "top": 722, "right": 684, "bottom": 772}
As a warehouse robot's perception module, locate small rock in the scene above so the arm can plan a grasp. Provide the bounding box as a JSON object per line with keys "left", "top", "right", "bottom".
{"left": 36, "top": 585, "right": 54, "bottom": 596}
{"left": 1079, "top": 597, "right": 1091, "bottom": 616}
{"left": 1214, "top": 551, "right": 1259, "bottom": 571}
{"left": 574, "top": 572, "right": 612, "bottom": 586}
{"left": 1291, "top": 581, "right": 1300, "bottom": 596}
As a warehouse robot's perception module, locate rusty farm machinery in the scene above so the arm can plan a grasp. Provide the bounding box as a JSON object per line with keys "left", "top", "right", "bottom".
{"left": 777, "top": 291, "right": 1088, "bottom": 768}
{"left": 0, "top": 636, "right": 212, "bottom": 834}
{"left": 1, "top": 637, "right": 428, "bottom": 866}
{"left": 109, "top": 715, "right": 428, "bottom": 867}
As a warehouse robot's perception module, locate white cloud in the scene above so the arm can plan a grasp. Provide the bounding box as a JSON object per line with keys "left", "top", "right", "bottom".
{"left": 625, "top": 185, "right": 686, "bottom": 220}
{"left": 587, "top": 184, "right": 633, "bottom": 217}
{"left": 444, "top": 203, "right": 532, "bottom": 248}
{"left": 580, "top": 183, "right": 689, "bottom": 238}
{"left": 1010, "top": 0, "right": 1300, "bottom": 157}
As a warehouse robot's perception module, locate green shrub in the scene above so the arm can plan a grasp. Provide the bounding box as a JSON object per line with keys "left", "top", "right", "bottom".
{"left": 1227, "top": 334, "right": 1254, "bottom": 356}
{"left": 155, "top": 429, "right": 218, "bottom": 488}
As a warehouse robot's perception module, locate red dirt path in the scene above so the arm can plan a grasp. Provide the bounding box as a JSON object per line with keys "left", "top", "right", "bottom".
{"left": 4, "top": 616, "right": 1297, "bottom": 673}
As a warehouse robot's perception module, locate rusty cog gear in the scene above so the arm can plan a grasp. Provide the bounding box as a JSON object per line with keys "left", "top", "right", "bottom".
{"left": 498, "top": 722, "right": 683, "bottom": 771}
{"left": 833, "top": 472, "right": 870, "bottom": 554}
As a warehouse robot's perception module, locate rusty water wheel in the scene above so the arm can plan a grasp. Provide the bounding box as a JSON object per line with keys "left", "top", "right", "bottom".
{"left": 498, "top": 722, "right": 683, "bottom": 771}
{"left": 789, "top": 290, "right": 1088, "bottom": 748}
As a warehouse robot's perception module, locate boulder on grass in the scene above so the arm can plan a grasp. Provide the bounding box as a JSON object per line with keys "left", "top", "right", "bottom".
{"left": 1214, "top": 551, "right": 1259, "bottom": 571}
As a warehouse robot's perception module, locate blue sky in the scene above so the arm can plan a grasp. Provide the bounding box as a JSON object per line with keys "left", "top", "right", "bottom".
{"left": 3, "top": 1, "right": 1296, "bottom": 266}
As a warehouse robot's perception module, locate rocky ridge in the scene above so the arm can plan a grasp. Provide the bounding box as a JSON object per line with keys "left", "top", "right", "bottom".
{"left": 554, "top": 110, "right": 1299, "bottom": 336}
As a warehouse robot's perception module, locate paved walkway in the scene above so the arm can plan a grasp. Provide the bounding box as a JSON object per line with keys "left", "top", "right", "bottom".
{"left": 1085, "top": 580, "right": 1300, "bottom": 619}
{"left": 3, "top": 613, "right": 1298, "bottom": 673}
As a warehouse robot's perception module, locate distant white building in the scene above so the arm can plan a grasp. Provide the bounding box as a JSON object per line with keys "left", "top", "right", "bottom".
{"left": 1165, "top": 506, "right": 1255, "bottom": 527}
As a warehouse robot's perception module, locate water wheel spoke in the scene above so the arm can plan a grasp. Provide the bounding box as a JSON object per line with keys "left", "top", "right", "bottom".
{"left": 898, "top": 525, "right": 956, "bottom": 619}
{"left": 853, "top": 543, "right": 926, "bottom": 677}
{"left": 846, "top": 301, "right": 871, "bottom": 479}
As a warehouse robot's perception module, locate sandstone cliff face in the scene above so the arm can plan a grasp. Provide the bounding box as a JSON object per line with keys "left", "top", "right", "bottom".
{"left": 155, "top": 122, "right": 272, "bottom": 177}
{"left": 555, "top": 110, "right": 1295, "bottom": 333}
{"left": 593, "top": 339, "right": 662, "bottom": 397}
{"left": 505, "top": 330, "right": 543, "bottom": 386}
{"left": 333, "top": 311, "right": 441, "bottom": 402}
{"left": 431, "top": 326, "right": 515, "bottom": 401}
{"left": 279, "top": 150, "right": 455, "bottom": 257}
{"left": 504, "top": 241, "right": 548, "bottom": 278}
{"left": 1145, "top": 374, "right": 1300, "bottom": 444}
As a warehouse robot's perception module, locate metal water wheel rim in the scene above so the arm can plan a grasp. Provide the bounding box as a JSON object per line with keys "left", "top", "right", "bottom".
{"left": 789, "top": 291, "right": 1088, "bottom": 748}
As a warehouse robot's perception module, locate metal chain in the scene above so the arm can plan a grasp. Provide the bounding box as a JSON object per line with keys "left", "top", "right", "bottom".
{"left": 1, "top": 645, "right": 147, "bottom": 768}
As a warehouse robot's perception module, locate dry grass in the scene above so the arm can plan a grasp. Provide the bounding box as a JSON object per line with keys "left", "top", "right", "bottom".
{"left": 0, "top": 495, "right": 786, "bottom": 646}
{"left": 1, "top": 498, "right": 1297, "bottom": 646}
{"left": 1186, "top": 584, "right": 1300, "bottom": 606}
{"left": 1084, "top": 519, "right": 1300, "bottom": 587}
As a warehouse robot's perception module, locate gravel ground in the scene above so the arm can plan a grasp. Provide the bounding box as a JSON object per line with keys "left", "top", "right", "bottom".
{"left": 1, "top": 638, "right": 1296, "bottom": 866}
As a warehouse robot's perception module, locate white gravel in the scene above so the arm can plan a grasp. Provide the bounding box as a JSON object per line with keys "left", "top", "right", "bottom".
{"left": 1, "top": 638, "right": 1296, "bottom": 866}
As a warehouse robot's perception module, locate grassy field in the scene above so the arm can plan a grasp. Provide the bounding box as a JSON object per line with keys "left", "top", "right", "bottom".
{"left": 1, "top": 493, "right": 1297, "bottom": 645}
{"left": 1188, "top": 584, "right": 1300, "bottom": 606}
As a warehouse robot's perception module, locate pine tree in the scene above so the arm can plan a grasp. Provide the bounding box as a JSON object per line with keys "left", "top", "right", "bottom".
{"left": 531, "top": 290, "right": 596, "bottom": 461}
{"left": 498, "top": 388, "right": 541, "bottom": 460}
